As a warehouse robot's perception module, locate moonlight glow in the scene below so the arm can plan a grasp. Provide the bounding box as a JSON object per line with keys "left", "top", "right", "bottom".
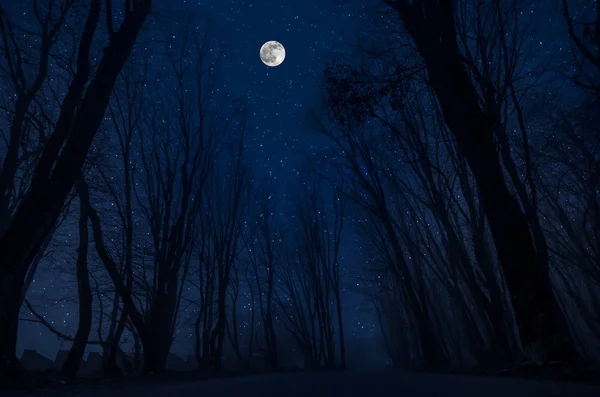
{"left": 260, "top": 41, "right": 285, "bottom": 67}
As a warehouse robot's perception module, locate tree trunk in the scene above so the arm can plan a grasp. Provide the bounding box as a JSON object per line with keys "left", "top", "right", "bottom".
{"left": 117, "top": 346, "right": 134, "bottom": 374}
{"left": 212, "top": 288, "right": 228, "bottom": 373}
{"left": 0, "top": 0, "right": 152, "bottom": 374}
{"left": 264, "top": 274, "right": 278, "bottom": 370}
{"left": 265, "top": 314, "right": 278, "bottom": 370}
{"left": 141, "top": 336, "right": 170, "bottom": 374}
{"left": 140, "top": 294, "right": 175, "bottom": 373}
{"left": 103, "top": 304, "right": 128, "bottom": 378}
{"left": 0, "top": 272, "right": 25, "bottom": 381}
{"left": 133, "top": 331, "right": 142, "bottom": 372}
{"left": 387, "top": 1, "right": 576, "bottom": 362}
{"left": 334, "top": 290, "right": 346, "bottom": 369}
{"left": 61, "top": 181, "right": 93, "bottom": 379}
{"left": 141, "top": 335, "right": 171, "bottom": 374}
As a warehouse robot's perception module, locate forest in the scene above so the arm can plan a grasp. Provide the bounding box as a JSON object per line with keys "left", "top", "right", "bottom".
{"left": 0, "top": 0, "right": 599, "bottom": 386}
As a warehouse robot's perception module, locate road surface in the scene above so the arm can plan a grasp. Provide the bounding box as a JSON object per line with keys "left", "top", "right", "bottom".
{"left": 6, "top": 370, "right": 600, "bottom": 397}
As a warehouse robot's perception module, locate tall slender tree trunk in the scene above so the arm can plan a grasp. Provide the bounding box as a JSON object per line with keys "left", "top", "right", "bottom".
{"left": 103, "top": 304, "right": 128, "bottom": 377}
{"left": 210, "top": 285, "right": 228, "bottom": 372}
{"left": 334, "top": 290, "right": 346, "bottom": 369}
{"left": 0, "top": 272, "right": 24, "bottom": 380}
{"left": 386, "top": 1, "right": 577, "bottom": 362}
{"left": 140, "top": 292, "right": 175, "bottom": 373}
{"left": 264, "top": 271, "right": 278, "bottom": 369}
{"left": 61, "top": 181, "right": 93, "bottom": 378}
{"left": 133, "top": 330, "right": 142, "bottom": 372}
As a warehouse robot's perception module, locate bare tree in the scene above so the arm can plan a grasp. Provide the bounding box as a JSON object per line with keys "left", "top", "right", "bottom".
{"left": 0, "top": 1, "right": 76, "bottom": 232}
{"left": 0, "top": 0, "right": 152, "bottom": 377}
{"left": 82, "top": 25, "right": 248, "bottom": 372}
{"left": 275, "top": 182, "right": 347, "bottom": 369}
{"left": 197, "top": 130, "right": 251, "bottom": 371}
{"left": 193, "top": 221, "right": 218, "bottom": 368}
{"left": 225, "top": 259, "right": 255, "bottom": 370}
{"left": 93, "top": 64, "right": 147, "bottom": 376}
{"left": 560, "top": 0, "right": 600, "bottom": 97}
{"left": 312, "top": 83, "right": 450, "bottom": 367}
{"left": 367, "top": 0, "right": 577, "bottom": 363}
{"left": 244, "top": 195, "right": 280, "bottom": 370}
{"left": 57, "top": 177, "right": 94, "bottom": 379}
{"left": 526, "top": 0, "right": 600, "bottom": 357}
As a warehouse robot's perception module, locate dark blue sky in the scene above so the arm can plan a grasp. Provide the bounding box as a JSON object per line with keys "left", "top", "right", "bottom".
{"left": 13, "top": 0, "right": 589, "bottom": 360}
{"left": 15, "top": 0, "right": 375, "bottom": 359}
{"left": 203, "top": 0, "right": 361, "bottom": 177}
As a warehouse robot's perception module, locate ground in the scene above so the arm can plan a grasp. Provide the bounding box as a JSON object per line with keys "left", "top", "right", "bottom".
{"left": 4, "top": 370, "right": 600, "bottom": 397}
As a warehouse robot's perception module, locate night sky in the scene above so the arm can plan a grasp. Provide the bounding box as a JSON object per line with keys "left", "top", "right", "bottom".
{"left": 11, "top": 0, "right": 590, "bottom": 360}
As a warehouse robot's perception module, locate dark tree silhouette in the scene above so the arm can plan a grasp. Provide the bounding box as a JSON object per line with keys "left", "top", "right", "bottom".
{"left": 198, "top": 132, "right": 251, "bottom": 372}
{"left": 379, "top": 0, "right": 576, "bottom": 362}
{"left": 0, "top": 0, "right": 152, "bottom": 379}
{"left": 244, "top": 195, "right": 280, "bottom": 370}
{"left": 225, "top": 258, "right": 255, "bottom": 370}
{"left": 275, "top": 182, "right": 347, "bottom": 369}
{"left": 560, "top": 0, "right": 600, "bottom": 97}
{"left": 59, "top": 178, "right": 94, "bottom": 379}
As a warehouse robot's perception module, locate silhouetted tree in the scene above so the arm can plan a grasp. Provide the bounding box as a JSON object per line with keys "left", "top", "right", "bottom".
{"left": 244, "top": 195, "right": 280, "bottom": 370}
{"left": 225, "top": 259, "right": 254, "bottom": 369}
{"left": 560, "top": 0, "right": 600, "bottom": 98}
{"left": 198, "top": 130, "right": 251, "bottom": 372}
{"left": 372, "top": 0, "right": 576, "bottom": 363}
{"left": 276, "top": 181, "right": 347, "bottom": 369}
{"left": 59, "top": 177, "right": 94, "bottom": 379}
{"left": 0, "top": 0, "right": 152, "bottom": 378}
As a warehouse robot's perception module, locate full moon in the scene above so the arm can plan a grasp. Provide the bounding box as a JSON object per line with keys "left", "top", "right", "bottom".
{"left": 260, "top": 41, "right": 285, "bottom": 67}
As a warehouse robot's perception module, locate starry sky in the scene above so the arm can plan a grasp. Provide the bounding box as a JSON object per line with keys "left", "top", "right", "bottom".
{"left": 14, "top": 0, "right": 373, "bottom": 360}
{"left": 10, "top": 0, "right": 592, "bottom": 361}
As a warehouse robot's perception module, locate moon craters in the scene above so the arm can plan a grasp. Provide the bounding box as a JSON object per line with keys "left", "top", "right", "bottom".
{"left": 260, "top": 41, "right": 285, "bottom": 67}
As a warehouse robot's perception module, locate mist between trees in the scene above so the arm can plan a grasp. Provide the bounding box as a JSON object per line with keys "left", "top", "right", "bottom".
{"left": 0, "top": 0, "right": 599, "bottom": 383}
